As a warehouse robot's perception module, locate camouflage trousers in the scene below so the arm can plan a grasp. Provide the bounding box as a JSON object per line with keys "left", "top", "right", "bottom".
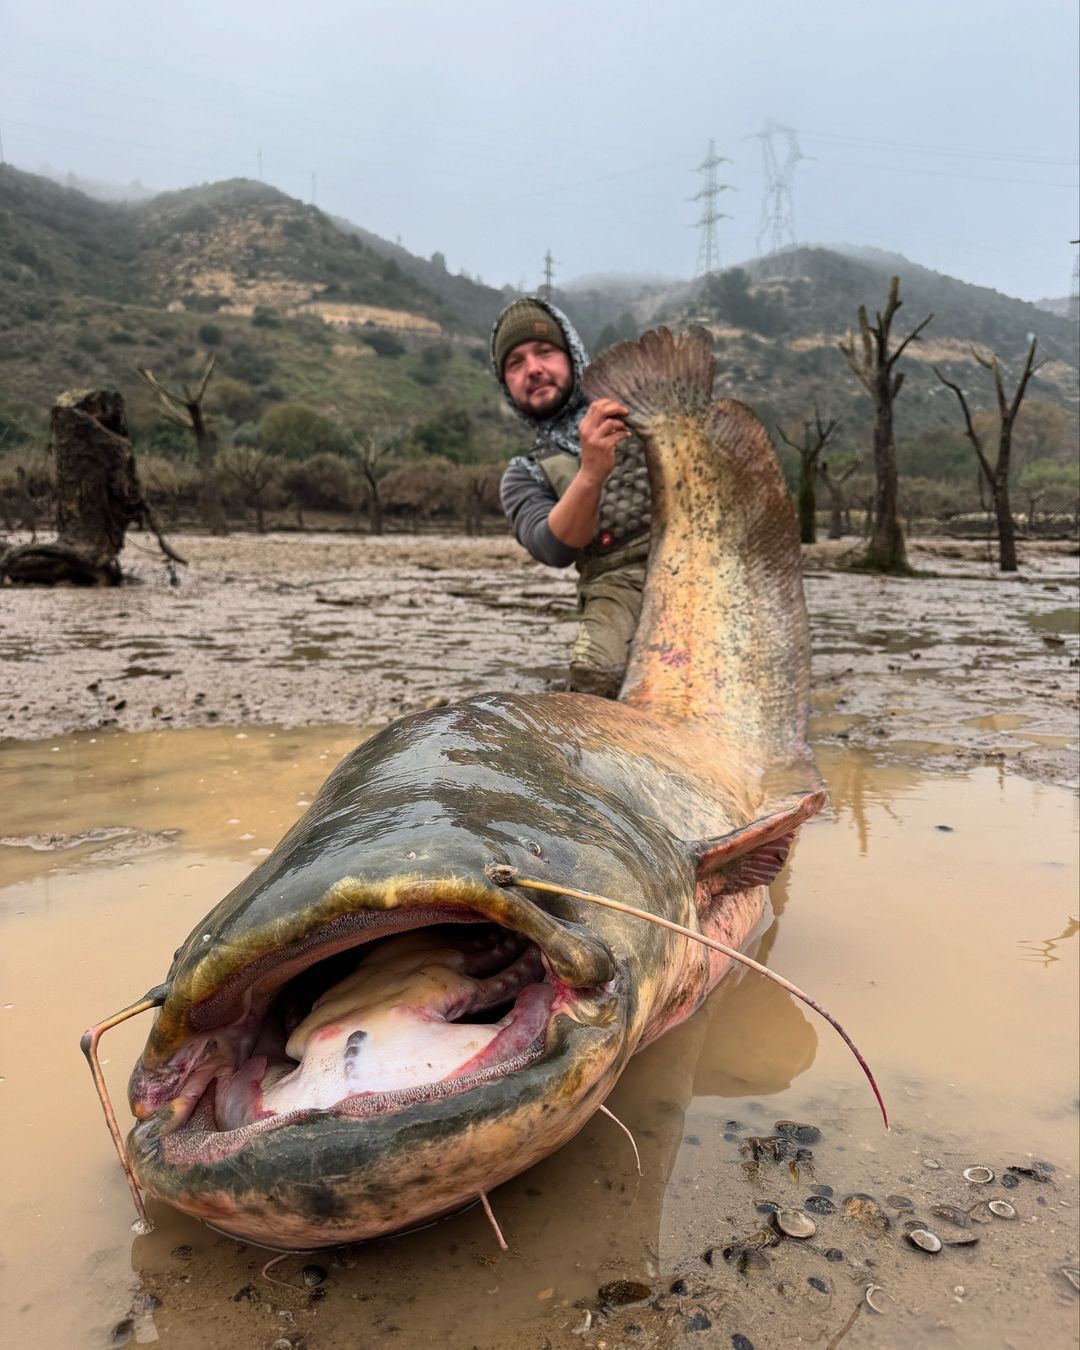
{"left": 568, "top": 560, "right": 647, "bottom": 700}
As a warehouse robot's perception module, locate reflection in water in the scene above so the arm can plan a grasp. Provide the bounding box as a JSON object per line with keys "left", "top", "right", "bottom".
{"left": 1018, "top": 915, "right": 1080, "bottom": 967}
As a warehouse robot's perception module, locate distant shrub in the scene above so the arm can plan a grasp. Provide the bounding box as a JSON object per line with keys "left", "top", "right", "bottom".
{"left": 227, "top": 343, "right": 275, "bottom": 386}
{"left": 259, "top": 404, "right": 349, "bottom": 459}
{"left": 251, "top": 309, "right": 281, "bottom": 329}
{"left": 282, "top": 218, "right": 311, "bottom": 241}
{"left": 107, "top": 330, "right": 138, "bottom": 345}
{"left": 198, "top": 323, "right": 223, "bottom": 346}
{"left": 361, "top": 330, "right": 406, "bottom": 358}
{"left": 280, "top": 453, "right": 362, "bottom": 510}
{"left": 183, "top": 293, "right": 229, "bottom": 313}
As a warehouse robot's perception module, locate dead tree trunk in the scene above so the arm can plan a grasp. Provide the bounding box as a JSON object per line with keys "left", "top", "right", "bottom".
{"left": 0, "top": 389, "right": 185, "bottom": 585}
{"left": 777, "top": 404, "right": 841, "bottom": 544}
{"left": 137, "top": 357, "right": 228, "bottom": 536}
{"left": 838, "top": 276, "right": 932, "bottom": 573}
{"left": 933, "top": 340, "right": 1040, "bottom": 573}
{"left": 819, "top": 456, "right": 860, "bottom": 539}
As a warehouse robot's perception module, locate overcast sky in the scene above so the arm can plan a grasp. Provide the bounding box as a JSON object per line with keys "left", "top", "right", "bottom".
{"left": 2, "top": 0, "right": 1077, "bottom": 302}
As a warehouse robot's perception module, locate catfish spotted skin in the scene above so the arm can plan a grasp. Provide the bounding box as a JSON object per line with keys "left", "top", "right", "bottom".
{"left": 122, "top": 327, "right": 823, "bottom": 1248}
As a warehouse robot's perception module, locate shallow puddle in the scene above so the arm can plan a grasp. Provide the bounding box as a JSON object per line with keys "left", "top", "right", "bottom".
{"left": 1, "top": 726, "right": 1076, "bottom": 1348}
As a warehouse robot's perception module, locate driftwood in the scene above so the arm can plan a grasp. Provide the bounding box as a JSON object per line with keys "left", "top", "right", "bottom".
{"left": 0, "top": 388, "right": 185, "bottom": 586}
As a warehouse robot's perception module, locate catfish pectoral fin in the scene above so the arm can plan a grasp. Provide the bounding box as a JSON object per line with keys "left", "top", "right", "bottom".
{"left": 691, "top": 790, "right": 827, "bottom": 894}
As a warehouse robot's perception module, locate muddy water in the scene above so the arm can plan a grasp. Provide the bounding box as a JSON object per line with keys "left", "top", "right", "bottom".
{"left": 1, "top": 727, "right": 1077, "bottom": 1349}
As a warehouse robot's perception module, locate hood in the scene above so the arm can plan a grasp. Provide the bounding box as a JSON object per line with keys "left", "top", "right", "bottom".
{"left": 490, "top": 295, "right": 591, "bottom": 457}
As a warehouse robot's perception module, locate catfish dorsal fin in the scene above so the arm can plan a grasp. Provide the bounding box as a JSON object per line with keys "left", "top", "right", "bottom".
{"left": 582, "top": 325, "right": 715, "bottom": 432}
{"left": 692, "top": 790, "right": 826, "bottom": 894}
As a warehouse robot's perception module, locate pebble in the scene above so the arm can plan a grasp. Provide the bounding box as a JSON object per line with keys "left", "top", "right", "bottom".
{"left": 301, "top": 1265, "right": 327, "bottom": 1288}
{"left": 670, "top": 1278, "right": 690, "bottom": 1295}
{"left": 922, "top": 1157, "right": 942, "bottom": 1170}
{"left": 808, "top": 1276, "right": 828, "bottom": 1293}
{"left": 685, "top": 1311, "right": 712, "bottom": 1331}
{"left": 231, "top": 1285, "right": 259, "bottom": 1303}
{"left": 810, "top": 1184, "right": 834, "bottom": 1198}
{"left": 171, "top": 1245, "right": 193, "bottom": 1260}
{"left": 732, "top": 1336, "right": 755, "bottom": 1350}
{"left": 1000, "top": 1172, "right": 1020, "bottom": 1190}
{"left": 805, "top": 1196, "right": 836, "bottom": 1216}
{"left": 824, "top": 1248, "right": 845, "bottom": 1262}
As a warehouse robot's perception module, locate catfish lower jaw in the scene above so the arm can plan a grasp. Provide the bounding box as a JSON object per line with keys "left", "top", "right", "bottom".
{"left": 129, "top": 900, "right": 620, "bottom": 1159}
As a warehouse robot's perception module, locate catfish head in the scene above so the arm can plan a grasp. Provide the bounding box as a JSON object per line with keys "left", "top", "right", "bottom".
{"left": 116, "top": 694, "right": 812, "bottom": 1249}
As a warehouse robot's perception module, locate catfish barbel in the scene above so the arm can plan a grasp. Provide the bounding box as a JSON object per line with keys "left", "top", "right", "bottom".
{"left": 83, "top": 326, "right": 885, "bottom": 1251}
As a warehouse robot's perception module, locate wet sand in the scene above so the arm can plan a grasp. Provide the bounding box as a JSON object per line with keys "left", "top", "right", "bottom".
{"left": 1, "top": 532, "right": 1078, "bottom": 1348}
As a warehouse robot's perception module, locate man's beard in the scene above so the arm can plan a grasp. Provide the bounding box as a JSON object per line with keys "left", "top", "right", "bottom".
{"left": 522, "top": 382, "right": 571, "bottom": 418}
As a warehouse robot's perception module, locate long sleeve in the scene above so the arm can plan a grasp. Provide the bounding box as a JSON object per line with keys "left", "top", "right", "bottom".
{"left": 499, "top": 457, "right": 580, "bottom": 568}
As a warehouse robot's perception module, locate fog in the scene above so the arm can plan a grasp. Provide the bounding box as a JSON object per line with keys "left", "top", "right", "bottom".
{"left": 2, "top": 0, "right": 1077, "bottom": 301}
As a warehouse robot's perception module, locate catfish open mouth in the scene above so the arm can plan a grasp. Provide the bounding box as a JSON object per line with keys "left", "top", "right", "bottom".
{"left": 129, "top": 889, "right": 620, "bottom": 1165}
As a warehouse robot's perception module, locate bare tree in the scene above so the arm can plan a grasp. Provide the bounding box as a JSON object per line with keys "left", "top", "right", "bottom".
{"left": 218, "top": 445, "right": 282, "bottom": 534}
{"left": 933, "top": 339, "right": 1040, "bottom": 572}
{"left": 838, "top": 276, "right": 932, "bottom": 572}
{"left": 451, "top": 463, "right": 502, "bottom": 535}
{"left": 136, "top": 355, "right": 228, "bottom": 535}
{"left": 818, "top": 454, "right": 861, "bottom": 539}
{"left": 342, "top": 423, "right": 400, "bottom": 535}
{"left": 776, "top": 403, "right": 841, "bottom": 544}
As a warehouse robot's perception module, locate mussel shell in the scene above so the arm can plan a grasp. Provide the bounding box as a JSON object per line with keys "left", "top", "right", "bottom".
{"left": 774, "top": 1209, "right": 817, "bottom": 1239}
{"left": 963, "top": 1166, "right": 995, "bottom": 1184}
{"left": 988, "top": 1200, "right": 1017, "bottom": 1219}
{"left": 907, "top": 1229, "right": 943, "bottom": 1253}
{"left": 930, "top": 1204, "right": 971, "bottom": 1228}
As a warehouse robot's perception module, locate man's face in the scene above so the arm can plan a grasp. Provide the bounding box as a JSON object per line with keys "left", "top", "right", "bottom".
{"left": 502, "top": 340, "right": 573, "bottom": 418}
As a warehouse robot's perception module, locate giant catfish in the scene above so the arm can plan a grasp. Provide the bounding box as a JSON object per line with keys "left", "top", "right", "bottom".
{"left": 84, "top": 325, "right": 872, "bottom": 1251}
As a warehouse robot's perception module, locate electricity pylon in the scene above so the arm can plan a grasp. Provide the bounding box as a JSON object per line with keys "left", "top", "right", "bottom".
{"left": 690, "top": 141, "right": 733, "bottom": 281}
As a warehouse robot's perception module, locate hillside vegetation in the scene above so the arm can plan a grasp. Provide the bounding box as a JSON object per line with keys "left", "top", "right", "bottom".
{"left": 1, "top": 165, "right": 1076, "bottom": 534}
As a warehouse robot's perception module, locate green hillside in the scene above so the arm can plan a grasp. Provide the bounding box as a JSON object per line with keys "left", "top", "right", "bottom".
{"left": 0, "top": 165, "right": 1076, "bottom": 521}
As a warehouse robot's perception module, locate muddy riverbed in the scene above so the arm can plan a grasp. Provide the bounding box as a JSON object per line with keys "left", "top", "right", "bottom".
{"left": 1, "top": 532, "right": 1078, "bottom": 1349}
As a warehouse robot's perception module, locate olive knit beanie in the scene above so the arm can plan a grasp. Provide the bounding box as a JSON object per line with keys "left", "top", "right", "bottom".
{"left": 493, "top": 299, "right": 568, "bottom": 374}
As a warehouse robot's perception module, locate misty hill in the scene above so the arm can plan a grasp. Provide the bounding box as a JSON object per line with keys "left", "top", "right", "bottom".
{"left": 0, "top": 165, "right": 1076, "bottom": 488}
{"left": 0, "top": 167, "right": 492, "bottom": 334}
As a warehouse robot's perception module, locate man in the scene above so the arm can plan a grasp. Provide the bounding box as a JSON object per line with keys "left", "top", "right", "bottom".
{"left": 492, "top": 296, "right": 651, "bottom": 698}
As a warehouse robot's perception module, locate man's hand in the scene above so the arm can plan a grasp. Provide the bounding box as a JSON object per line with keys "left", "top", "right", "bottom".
{"left": 577, "top": 399, "right": 630, "bottom": 487}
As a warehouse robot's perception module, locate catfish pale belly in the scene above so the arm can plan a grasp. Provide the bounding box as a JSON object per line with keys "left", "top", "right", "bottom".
{"left": 86, "top": 326, "right": 829, "bottom": 1250}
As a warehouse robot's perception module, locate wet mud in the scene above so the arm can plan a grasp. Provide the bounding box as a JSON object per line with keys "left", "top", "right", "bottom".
{"left": 1, "top": 532, "right": 1078, "bottom": 1348}
{"left": 1, "top": 532, "right": 1077, "bottom": 789}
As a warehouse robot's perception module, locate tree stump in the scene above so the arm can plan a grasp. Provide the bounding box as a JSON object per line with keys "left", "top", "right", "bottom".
{"left": 0, "top": 389, "right": 183, "bottom": 586}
